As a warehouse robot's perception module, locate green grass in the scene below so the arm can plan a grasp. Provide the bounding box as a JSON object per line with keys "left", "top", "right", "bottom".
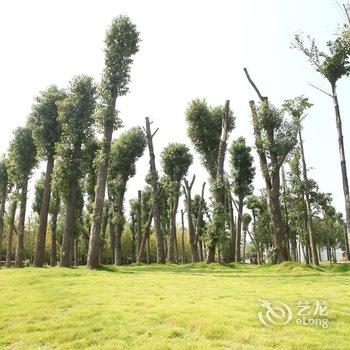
{"left": 0, "top": 262, "right": 349, "bottom": 349}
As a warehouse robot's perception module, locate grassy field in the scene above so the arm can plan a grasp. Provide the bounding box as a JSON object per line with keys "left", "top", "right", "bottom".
{"left": 0, "top": 262, "right": 349, "bottom": 350}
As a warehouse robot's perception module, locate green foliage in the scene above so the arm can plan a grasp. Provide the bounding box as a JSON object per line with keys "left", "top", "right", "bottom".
{"left": 282, "top": 96, "right": 312, "bottom": 125}
{"left": 293, "top": 31, "right": 350, "bottom": 84}
{"left": 0, "top": 155, "right": 9, "bottom": 198}
{"left": 242, "top": 213, "right": 252, "bottom": 232}
{"left": 185, "top": 99, "right": 234, "bottom": 178}
{"left": 7, "top": 126, "right": 37, "bottom": 186}
{"left": 32, "top": 173, "right": 45, "bottom": 214}
{"left": 27, "top": 85, "right": 66, "bottom": 158}
{"left": 229, "top": 137, "right": 255, "bottom": 199}
{"left": 95, "top": 15, "right": 140, "bottom": 128}
{"left": 83, "top": 138, "right": 100, "bottom": 200}
{"left": 53, "top": 75, "right": 96, "bottom": 201}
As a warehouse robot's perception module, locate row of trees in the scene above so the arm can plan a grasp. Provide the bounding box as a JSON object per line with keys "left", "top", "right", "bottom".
{"left": 0, "top": 13, "right": 349, "bottom": 268}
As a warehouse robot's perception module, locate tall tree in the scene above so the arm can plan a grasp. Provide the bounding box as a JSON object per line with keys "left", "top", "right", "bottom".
{"left": 108, "top": 127, "right": 146, "bottom": 265}
{"left": 229, "top": 137, "right": 255, "bottom": 262}
{"left": 55, "top": 75, "right": 96, "bottom": 267}
{"left": 87, "top": 16, "right": 140, "bottom": 268}
{"left": 30, "top": 86, "right": 66, "bottom": 267}
{"left": 293, "top": 30, "right": 350, "bottom": 255}
{"left": 283, "top": 96, "right": 319, "bottom": 266}
{"left": 5, "top": 195, "right": 18, "bottom": 267}
{"left": 7, "top": 127, "right": 37, "bottom": 267}
{"left": 0, "top": 156, "right": 9, "bottom": 262}
{"left": 49, "top": 185, "right": 60, "bottom": 267}
{"left": 161, "top": 143, "right": 193, "bottom": 262}
{"left": 185, "top": 99, "right": 234, "bottom": 262}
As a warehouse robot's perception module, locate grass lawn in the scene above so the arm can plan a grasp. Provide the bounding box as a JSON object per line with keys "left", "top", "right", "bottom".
{"left": 0, "top": 262, "right": 349, "bottom": 349}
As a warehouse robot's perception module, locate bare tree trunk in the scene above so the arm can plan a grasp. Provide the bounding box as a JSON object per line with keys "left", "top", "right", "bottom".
{"left": 181, "top": 209, "right": 185, "bottom": 263}
{"left": 137, "top": 206, "right": 153, "bottom": 263}
{"left": 183, "top": 175, "right": 199, "bottom": 262}
{"left": 228, "top": 195, "right": 236, "bottom": 262}
{"left": 298, "top": 129, "right": 319, "bottom": 266}
{"left": 15, "top": 175, "right": 29, "bottom": 268}
{"left": 50, "top": 196, "right": 60, "bottom": 267}
{"left": 87, "top": 115, "right": 115, "bottom": 268}
{"left": 144, "top": 117, "right": 165, "bottom": 263}
{"left": 34, "top": 154, "right": 54, "bottom": 267}
{"left": 235, "top": 196, "right": 243, "bottom": 262}
{"left": 131, "top": 212, "right": 136, "bottom": 262}
{"left": 5, "top": 200, "right": 17, "bottom": 267}
{"left": 331, "top": 83, "right": 350, "bottom": 258}
{"left": 0, "top": 195, "right": 6, "bottom": 264}
{"left": 167, "top": 197, "right": 179, "bottom": 263}
{"left": 242, "top": 230, "right": 247, "bottom": 262}
{"left": 109, "top": 219, "right": 115, "bottom": 264}
{"left": 146, "top": 235, "right": 150, "bottom": 264}
{"left": 136, "top": 190, "right": 142, "bottom": 256}
{"left": 195, "top": 182, "right": 206, "bottom": 261}
{"left": 344, "top": 222, "right": 350, "bottom": 260}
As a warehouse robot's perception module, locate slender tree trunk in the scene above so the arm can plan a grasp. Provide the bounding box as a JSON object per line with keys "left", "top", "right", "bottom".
{"left": 195, "top": 182, "right": 206, "bottom": 261}
{"left": 183, "top": 176, "right": 199, "bottom": 262}
{"left": 136, "top": 190, "right": 142, "bottom": 256}
{"left": 114, "top": 186, "right": 126, "bottom": 266}
{"left": 331, "top": 83, "right": 350, "bottom": 257}
{"left": 99, "top": 202, "right": 109, "bottom": 264}
{"left": 109, "top": 219, "right": 115, "bottom": 264}
{"left": 50, "top": 196, "right": 60, "bottom": 267}
{"left": 235, "top": 196, "right": 243, "bottom": 262}
{"left": 167, "top": 197, "right": 179, "bottom": 263}
{"left": 131, "top": 212, "right": 136, "bottom": 262}
{"left": 34, "top": 154, "right": 54, "bottom": 267}
{"left": 298, "top": 130, "right": 319, "bottom": 265}
{"left": 60, "top": 145, "right": 81, "bottom": 267}
{"left": 343, "top": 222, "right": 350, "bottom": 260}
{"left": 87, "top": 114, "right": 115, "bottom": 268}
{"left": 281, "top": 166, "right": 292, "bottom": 259}
{"left": 137, "top": 206, "right": 153, "bottom": 263}
{"left": 228, "top": 195, "right": 236, "bottom": 262}
{"left": 332, "top": 247, "right": 337, "bottom": 263}
{"left": 0, "top": 194, "right": 6, "bottom": 264}
{"left": 5, "top": 200, "right": 17, "bottom": 267}
{"left": 242, "top": 230, "right": 247, "bottom": 262}
{"left": 15, "top": 175, "right": 29, "bottom": 268}
{"left": 181, "top": 209, "right": 185, "bottom": 263}
{"left": 144, "top": 117, "right": 165, "bottom": 263}
{"left": 146, "top": 235, "right": 150, "bottom": 264}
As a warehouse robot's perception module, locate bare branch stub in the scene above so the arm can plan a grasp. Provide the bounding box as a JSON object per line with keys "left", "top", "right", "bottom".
{"left": 308, "top": 83, "right": 332, "bottom": 98}
{"left": 243, "top": 68, "right": 268, "bottom": 102}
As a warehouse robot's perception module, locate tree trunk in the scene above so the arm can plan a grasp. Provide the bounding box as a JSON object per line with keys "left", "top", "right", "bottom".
{"left": 228, "top": 195, "right": 236, "bottom": 262}
{"left": 144, "top": 117, "right": 165, "bottom": 263}
{"left": 183, "top": 176, "right": 199, "bottom": 262}
{"left": 167, "top": 197, "right": 179, "bottom": 263}
{"left": 87, "top": 115, "right": 115, "bottom": 269}
{"left": 99, "top": 202, "right": 109, "bottom": 264}
{"left": 109, "top": 219, "right": 115, "bottom": 264}
{"left": 235, "top": 196, "right": 243, "bottom": 262}
{"left": 136, "top": 190, "right": 142, "bottom": 257}
{"left": 181, "top": 209, "right": 185, "bottom": 263}
{"left": 331, "top": 83, "right": 350, "bottom": 258}
{"left": 114, "top": 186, "right": 126, "bottom": 266}
{"left": 50, "top": 196, "right": 60, "bottom": 267}
{"left": 195, "top": 182, "right": 206, "bottom": 261}
{"left": 34, "top": 154, "right": 54, "bottom": 267}
{"left": 5, "top": 200, "right": 17, "bottom": 267}
{"left": 131, "top": 212, "right": 136, "bottom": 262}
{"left": 146, "top": 235, "right": 150, "bottom": 264}
{"left": 298, "top": 129, "right": 319, "bottom": 265}
{"left": 0, "top": 194, "right": 6, "bottom": 264}
{"left": 137, "top": 206, "right": 153, "bottom": 263}
{"left": 242, "top": 230, "right": 247, "bottom": 262}
{"left": 15, "top": 175, "right": 29, "bottom": 268}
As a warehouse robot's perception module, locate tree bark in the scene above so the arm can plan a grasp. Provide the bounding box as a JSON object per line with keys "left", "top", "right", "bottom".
{"left": 137, "top": 206, "right": 153, "bottom": 262}
{"left": 34, "top": 154, "right": 54, "bottom": 267}
{"left": 144, "top": 117, "right": 165, "bottom": 263}
{"left": 183, "top": 175, "right": 199, "bottom": 262}
{"left": 5, "top": 200, "right": 17, "bottom": 267}
{"left": 15, "top": 175, "right": 29, "bottom": 268}
{"left": 181, "top": 209, "right": 185, "bottom": 263}
{"left": 114, "top": 190, "right": 125, "bottom": 266}
{"left": 131, "top": 212, "right": 136, "bottom": 262}
{"left": 50, "top": 196, "right": 60, "bottom": 267}
{"left": 60, "top": 145, "right": 81, "bottom": 267}
{"left": 136, "top": 190, "right": 142, "bottom": 257}
{"left": 195, "top": 182, "right": 206, "bottom": 262}
{"left": 0, "top": 194, "right": 6, "bottom": 264}
{"left": 235, "top": 196, "right": 243, "bottom": 262}
{"left": 331, "top": 83, "right": 350, "bottom": 258}
{"left": 87, "top": 116, "right": 115, "bottom": 268}
{"left": 167, "top": 197, "right": 179, "bottom": 263}
{"left": 298, "top": 129, "right": 319, "bottom": 266}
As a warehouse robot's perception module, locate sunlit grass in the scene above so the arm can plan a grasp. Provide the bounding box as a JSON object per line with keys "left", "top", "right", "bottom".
{"left": 0, "top": 262, "right": 349, "bottom": 349}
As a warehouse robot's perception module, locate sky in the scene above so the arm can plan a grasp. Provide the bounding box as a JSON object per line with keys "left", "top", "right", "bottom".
{"left": 0, "top": 0, "right": 349, "bottom": 219}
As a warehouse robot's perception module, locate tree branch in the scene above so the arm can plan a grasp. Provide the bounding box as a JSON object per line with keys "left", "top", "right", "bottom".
{"left": 243, "top": 68, "right": 267, "bottom": 102}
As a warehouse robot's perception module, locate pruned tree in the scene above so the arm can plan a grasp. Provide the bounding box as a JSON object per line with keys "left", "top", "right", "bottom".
{"left": 108, "top": 127, "right": 146, "bottom": 265}
{"left": 229, "top": 137, "right": 255, "bottom": 262}
{"left": 0, "top": 156, "right": 10, "bottom": 263}
{"left": 160, "top": 143, "right": 193, "bottom": 262}
{"left": 7, "top": 126, "right": 37, "bottom": 267}
{"left": 185, "top": 99, "right": 234, "bottom": 262}
{"left": 54, "top": 75, "right": 96, "bottom": 267}
{"left": 29, "top": 85, "right": 66, "bottom": 267}
{"left": 283, "top": 96, "right": 319, "bottom": 266}
{"left": 293, "top": 29, "right": 350, "bottom": 254}
{"left": 87, "top": 16, "right": 140, "bottom": 268}
{"left": 244, "top": 68, "right": 298, "bottom": 262}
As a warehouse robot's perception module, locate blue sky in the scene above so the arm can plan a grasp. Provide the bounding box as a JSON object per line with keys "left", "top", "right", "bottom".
{"left": 0, "top": 0, "right": 349, "bottom": 217}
